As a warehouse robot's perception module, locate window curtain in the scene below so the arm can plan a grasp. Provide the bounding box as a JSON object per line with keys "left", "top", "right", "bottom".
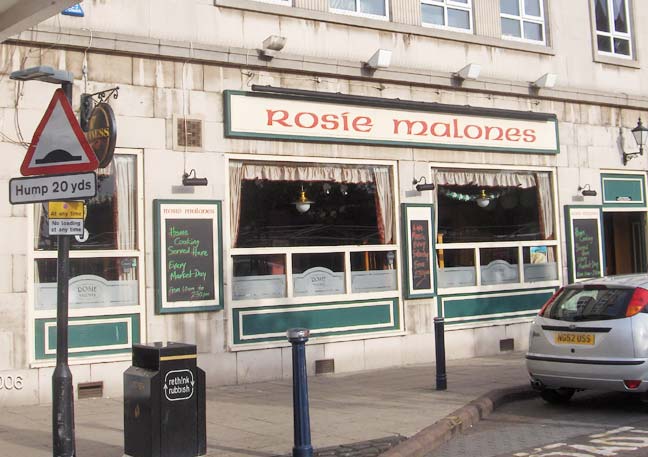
{"left": 373, "top": 167, "right": 393, "bottom": 244}
{"left": 230, "top": 162, "right": 393, "bottom": 245}
{"left": 115, "top": 155, "right": 136, "bottom": 251}
{"left": 434, "top": 170, "right": 536, "bottom": 188}
{"left": 229, "top": 162, "right": 244, "bottom": 244}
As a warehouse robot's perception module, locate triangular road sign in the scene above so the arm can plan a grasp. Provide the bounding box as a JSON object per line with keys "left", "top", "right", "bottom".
{"left": 21, "top": 88, "right": 99, "bottom": 176}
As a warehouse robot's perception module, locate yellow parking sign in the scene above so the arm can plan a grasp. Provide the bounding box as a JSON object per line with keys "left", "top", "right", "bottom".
{"left": 48, "top": 201, "right": 85, "bottom": 219}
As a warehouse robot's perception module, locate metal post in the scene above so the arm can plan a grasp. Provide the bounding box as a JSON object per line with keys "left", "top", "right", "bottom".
{"left": 52, "top": 81, "right": 76, "bottom": 457}
{"left": 287, "top": 328, "right": 313, "bottom": 457}
{"left": 434, "top": 317, "right": 447, "bottom": 391}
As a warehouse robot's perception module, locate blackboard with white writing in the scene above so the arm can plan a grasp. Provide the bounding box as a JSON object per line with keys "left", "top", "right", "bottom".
{"left": 410, "top": 220, "right": 431, "bottom": 290}
{"left": 165, "top": 219, "right": 215, "bottom": 302}
{"left": 573, "top": 218, "right": 601, "bottom": 280}
{"left": 154, "top": 200, "right": 223, "bottom": 314}
{"left": 402, "top": 204, "right": 436, "bottom": 299}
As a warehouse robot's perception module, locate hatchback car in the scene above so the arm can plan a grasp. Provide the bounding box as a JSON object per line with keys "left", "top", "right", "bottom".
{"left": 526, "top": 274, "right": 648, "bottom": 403}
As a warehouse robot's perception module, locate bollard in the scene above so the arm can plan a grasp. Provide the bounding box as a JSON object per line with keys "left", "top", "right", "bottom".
{"left": 434, "top": 317, "right": 447, "bottom": 391}
{"left": 287, "top": 328, "right": 313, "bottom": 457}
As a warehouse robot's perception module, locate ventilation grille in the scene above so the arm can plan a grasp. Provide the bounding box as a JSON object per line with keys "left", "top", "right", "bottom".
{"left": 176, "top": 118, "right": 203, "bottom": 149}
{"left": 499, "top": 338, "right": 515, "bottom": 352}
{"left": 315, "top": 359, "right": 335, "bottom": 375}
{"left": 78, "top": 381, "right": 104, "bottom": 399}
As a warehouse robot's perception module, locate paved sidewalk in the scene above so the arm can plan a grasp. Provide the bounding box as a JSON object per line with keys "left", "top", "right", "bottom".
{"left": 0, "top": 352, "right": 532, "bottom": 457}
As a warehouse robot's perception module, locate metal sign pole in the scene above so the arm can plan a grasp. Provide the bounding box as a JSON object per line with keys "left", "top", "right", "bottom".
{"left": 52, "top": 81, "right": 76, "bottom": 457}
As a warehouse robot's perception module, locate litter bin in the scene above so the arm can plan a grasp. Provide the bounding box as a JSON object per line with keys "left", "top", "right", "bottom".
{"left": 124, "top": 342, "right": 206, "bottom": 457}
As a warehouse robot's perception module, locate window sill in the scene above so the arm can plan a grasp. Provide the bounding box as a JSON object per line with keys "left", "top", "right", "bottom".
{"left": 214, "top": 0, "right": 555, "bottom": 56}
{"left": 594, "top": 53, "right": 640, "bottom": 69}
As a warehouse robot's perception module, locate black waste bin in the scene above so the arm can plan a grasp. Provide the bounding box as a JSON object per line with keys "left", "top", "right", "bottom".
{"left": 124, "top": 342, "right": 206, "bottom": 457}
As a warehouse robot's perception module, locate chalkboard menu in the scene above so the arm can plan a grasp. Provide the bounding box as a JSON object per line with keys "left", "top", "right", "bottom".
{"left": 402, "top": 203, "right": 436, "bottom": 298}
{"left": 165, "top": 219, "right": 215, "bottom": 302}
{"left": 573, "top": 219, "right": 601, "bottom": 279}
{"left": 410, "top": 220, "right": 431, "bottom": 290}
{"left": 566, "top": 207, "right": 603, "bottom": 283}
{"left": 155, "top": 200, "right": 223, "bottom": 313}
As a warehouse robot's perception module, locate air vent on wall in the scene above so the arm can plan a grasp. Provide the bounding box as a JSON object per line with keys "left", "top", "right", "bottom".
{"left": 78, "top": 381, "right": 104, "bottom": 399}
{"left": 174, "top": 116, "right": 203, "bottom": 151}
{"left": 315, "top": 359, "right": 335, "bottom": 375}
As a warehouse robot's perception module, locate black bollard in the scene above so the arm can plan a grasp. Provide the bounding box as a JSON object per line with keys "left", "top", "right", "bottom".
{"left": 434, "top": 317, "right": 447, "bottom": 391}
{"left": 287, "top": 328, "right": 313, "bottom": 457}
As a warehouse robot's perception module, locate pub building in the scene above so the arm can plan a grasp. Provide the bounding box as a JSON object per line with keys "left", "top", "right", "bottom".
{"left": 1, "top": 0, "right": 647, "bottom": 406}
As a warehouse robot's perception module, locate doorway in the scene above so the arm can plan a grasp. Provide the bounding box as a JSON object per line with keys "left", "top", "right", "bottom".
{"left": 604, "top": 212, "right": 647, "bottom": 275}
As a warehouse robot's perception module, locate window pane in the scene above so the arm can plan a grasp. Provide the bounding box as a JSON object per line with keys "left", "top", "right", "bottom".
{"left": 360, "top": 0, "right": 385, "bottom": 16}
{"left": 448, "top": 8, "right": 470, "bottom": 29}
{"left": 438, "top": 185, "right": 543, "bottom": 243}
{"left": 34, "top": 257, "right": 139, "bottom": 311}
{"left": 595, "top": 0, "right": 610, "bottom": 32}
{"left": 330, "top": 0, "right": 355, "bottom": 11}
{"left": 613, "top": 0, "right": 628, "bottom": 33}
{"left": 524, "top": 0, "right": 540, "bottom": 16}
{"left": 452, "top": 0, "right": 469, "bottom": 3}
{"left": 480, "top": 247, "right": 519, "bottom": 285}
{"left": 293, "top": 252, "right": 345, "bottom": 296}
{"left": 437, "top": 248, "right": 476, "bottom": 288}
{"left": 422, "top": 4, "right": 445, "bottom": 25}
{"left": 614, "top": 37, "right": 630, "bottom": 55}
{"left": 523, "top": 246, "right": 558, "bottom": 282}
{"left": 351, "top": 250, "right": 397, "bottom": 293}
{"left": 501, "top": 17, "right": 521, "bottom": 37}
{"left": 597, "top": 34, "right": 612, "bottom": 52}
{"left": 500, "top": 0, "right": 519, "bottom": 15}
{"left": 35, "top": 155, "right": 138, "bottom": 251}
{"left": 232, "top": 254, "right": 286, "bottom": 300}
{"left": 235, "top": 170, "right": 389, "bottom": 248}
{"left": 545, "top": 287, "right": 634, "bottom": 322}
{"left": 523, "top": 21, "right": 543, "bottom": 41}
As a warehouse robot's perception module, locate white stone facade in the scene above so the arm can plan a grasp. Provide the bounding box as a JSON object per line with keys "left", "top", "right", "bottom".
{"left": 0, "top": 0, "right": 647, "bottom": 405}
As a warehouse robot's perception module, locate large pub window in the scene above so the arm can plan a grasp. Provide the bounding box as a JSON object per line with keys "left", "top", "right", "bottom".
{"left": 230, "top": 161, "right": 397, "bottom": 301}
{"left": 435, "top": 169, "right": 558, "bottom": 290}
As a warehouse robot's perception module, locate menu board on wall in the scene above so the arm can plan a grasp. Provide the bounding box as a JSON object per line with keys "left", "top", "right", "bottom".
{"left": 410, "top": 220, "right": 432, "bottom": 290}
{"left": 154, "top": 200, "right": 223, "bottom": 313}
{"left": 402, "top": 203, "right": 436, "bottom": 299}
{"left": 566, "top": 206, "right": 604, "bottom": 283}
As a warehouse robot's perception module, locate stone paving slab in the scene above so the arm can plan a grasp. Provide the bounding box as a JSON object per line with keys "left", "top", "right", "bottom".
{"left": 0, "top": 352, "right": 529, "bottom": 457}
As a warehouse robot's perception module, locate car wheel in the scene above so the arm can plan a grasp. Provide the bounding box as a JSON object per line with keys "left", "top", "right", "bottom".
{"left": 540, "top": 388, "right": 575, "bottom": 404}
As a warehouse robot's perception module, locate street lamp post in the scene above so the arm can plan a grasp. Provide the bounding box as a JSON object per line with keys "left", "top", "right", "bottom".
{"left": 10, "top": 66, "right": 77, "bottom": 457}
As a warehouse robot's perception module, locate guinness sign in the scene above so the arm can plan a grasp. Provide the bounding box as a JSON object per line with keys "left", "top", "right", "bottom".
{"left": 85, "top": 103, "right": 116, "bottom": 168}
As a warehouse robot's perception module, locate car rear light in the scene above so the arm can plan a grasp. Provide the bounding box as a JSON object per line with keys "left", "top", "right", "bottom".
{"left": 625, "top": 288, "right": 648, "bottom": 317}
{"left": 538, "top": 287, "right": 564, "bottom": 316}
{"left": 624, "top": 380, "right": 642, "bottom": 389}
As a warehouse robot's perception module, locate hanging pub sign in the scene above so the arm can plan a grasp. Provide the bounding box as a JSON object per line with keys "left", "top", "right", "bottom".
{"left": 84, "top": 103, "right": 116, "bottom": 168}
{"left": 154, "top": 200, "right": 224, "bottom": 314}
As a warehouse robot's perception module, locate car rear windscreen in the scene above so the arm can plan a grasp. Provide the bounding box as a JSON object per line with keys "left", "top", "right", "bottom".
{"left": 544, "top": 286, "right": 634, "bottom": 321}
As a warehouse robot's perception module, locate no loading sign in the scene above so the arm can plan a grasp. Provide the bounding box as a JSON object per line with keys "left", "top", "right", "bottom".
{"left": 163, "top": 369, "right": 195, "bottom": 401}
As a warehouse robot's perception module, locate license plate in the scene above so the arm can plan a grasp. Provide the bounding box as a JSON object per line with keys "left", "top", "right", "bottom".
{"left": 555, "top": 332, "right": 595, "bottom": 345}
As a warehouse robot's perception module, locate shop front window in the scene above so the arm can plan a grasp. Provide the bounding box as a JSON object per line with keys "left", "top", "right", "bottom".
{"left": 435, "top": 169, "right": 558, "bottom": 289}
{"left": 230, "top": 161, "right": 396, "bottom": 301}
{"left": 32, "top": 153, "right": 142, "bottom": 325}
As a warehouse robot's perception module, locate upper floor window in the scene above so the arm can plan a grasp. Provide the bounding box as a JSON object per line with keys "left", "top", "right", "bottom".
{"left": 421, "top": 0, "right": 472, "bottom": 33}
{"left": 594, "top": 0, "right": 632, "bottom": 58}
{"left": 500, "top": 0, "right": 546, "bottom": 44}
{"left": 330, "top": 0, "right": 388, "bottom": 19}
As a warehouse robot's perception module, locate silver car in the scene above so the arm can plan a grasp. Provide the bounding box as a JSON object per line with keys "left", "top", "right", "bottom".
{"left": 526, "top": 274, "right": 648, "bottom": 403}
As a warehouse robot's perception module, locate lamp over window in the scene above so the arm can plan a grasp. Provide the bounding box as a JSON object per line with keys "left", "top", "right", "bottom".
{"left": 293, "top": 185, "right": 314, "bottom": 213}
{"left": 476, "top": 189, "right": 491, "bottom": 208}
{"left": 624, "top": 117, "right": 648, "bottom": 165}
